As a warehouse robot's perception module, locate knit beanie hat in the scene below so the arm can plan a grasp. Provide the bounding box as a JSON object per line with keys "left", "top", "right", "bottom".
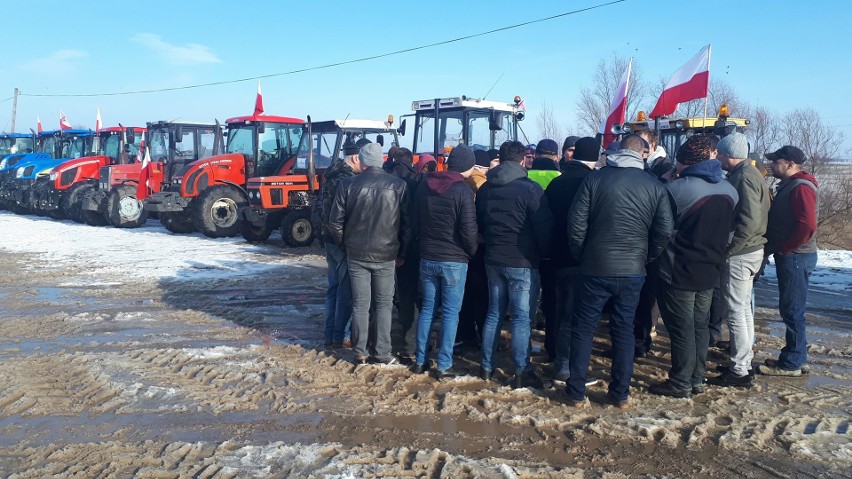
{"left": 359, "top": 143, "right": 384, "bottom": 167}
{"left": 342, "top": 140, "right": 359, "bottom": 156}
{"left": 562, "top": 136, "right": 580, "bottom": 153}
{"left": 446, "top": 144, "right": 476, "bottom": 172}
{"left": 473, "top": 149, "right": 491, "bottom": 168}
{"left": 572, "top": 137, "right": 600, "bottom": 163}
{"left": 677, "top": 134, "right": 715, "bottom": 165}
{"left": 355, "top": 138, "right": 372, "bottom": 149}
{"left": 717, "top": 132, "right": 749, "bottom": 159}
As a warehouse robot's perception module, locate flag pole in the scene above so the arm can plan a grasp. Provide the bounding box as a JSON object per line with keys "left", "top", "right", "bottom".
{"left": 702, "top": 44, "right": 712, "bottom": 128}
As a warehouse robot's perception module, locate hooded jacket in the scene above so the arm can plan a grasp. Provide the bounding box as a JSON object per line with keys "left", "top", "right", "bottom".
{"left": 413, "top": 171, "right": 478, "bottom": 263}
{"left": 726, "top": 160, "right": 770, "bottom": 256}
{"left": 646, "top": 145, "right": 671, "bottom": 178}
{"left": 657, "top": 160, "right": 739, "bottom": 291}
{"left": 568, "top": 149, "right": 673, "bottom": 277}
{"left": 545, "top": 160, "right": 593, "bottom": 269}
{"left": 766, "top": 171, "right": 819, "bottom": 255}
{"left": 313, "top": 159, "right": 355, "bottom": 244}
{"left": 328, "top": 166, "right": 411, "bottom": 262}
{"left": 475, "top": 161, "right": 553, "bottom": 268}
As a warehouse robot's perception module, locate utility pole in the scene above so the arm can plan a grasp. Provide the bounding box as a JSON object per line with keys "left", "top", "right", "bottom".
{"left": 10, "top": 88, "right": 19, "bottom": 133}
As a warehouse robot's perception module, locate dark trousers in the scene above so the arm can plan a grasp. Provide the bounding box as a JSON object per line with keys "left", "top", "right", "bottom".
{"left": 553, "top": 267, "right": 581, "bottom": 376}
{"left": 708, "top": 282, "right": 725, "bottom": 344}
{"left": 633, "top": 262, "right": 660, "bottom": 356}
{"left": 394, "top": 252, "right": 420, "bottom": 356}
{"left": 567, "top": 275, "right": 644, "bottom": 402}
{"left": 458, "top": 247, "right": 487, "bottom": 346}
{"left": 540, "top": 259, "right": 557, "bottom": 360}
{"left": 775, "top": 252, "right": 817, "bottom": 370}
{"left": 657, "top": 284, "right": 713, "bottom": 391}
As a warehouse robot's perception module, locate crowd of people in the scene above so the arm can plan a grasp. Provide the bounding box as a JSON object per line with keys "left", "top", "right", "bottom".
{"left": 312, "top": 129, "right": 820, "bottom": 409}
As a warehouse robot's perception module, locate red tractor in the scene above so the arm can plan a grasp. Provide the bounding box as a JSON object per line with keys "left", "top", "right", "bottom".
{"left": 143, "top": 113, "right": 309, "bottom": 238}
{"left": 82, "top": 121, "right": 222, "bottom": 230}
{"left": 33, "top": 126, "right": 145, "bottom": 223}
{"left": 239, "top": 117, "right": 402, "bottom": 245}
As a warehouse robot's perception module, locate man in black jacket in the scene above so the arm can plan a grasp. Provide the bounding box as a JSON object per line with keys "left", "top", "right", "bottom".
{"left": 328, "top": 143, "right": 411, "bottom": 365}
{"left": 410, "top": 144, "right": 479, "bottom": 378}
{"left": 566, "top": 134, "right": 673, "bottom": 408}
{"left": 476, "top": 141, "right": 554, "bottom": 389}
{"left": 544, "top": 137, "right": 599, "bottom": 382}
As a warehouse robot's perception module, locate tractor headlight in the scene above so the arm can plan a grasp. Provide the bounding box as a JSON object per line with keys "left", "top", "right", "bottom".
{"left": 0, "top": 159, "right": 6, "bottom": 169}
{"left": 49, "top": 171, "right": 59, "bottom": 181}
{"left": 16, "top": 167, "right": 24, "bottom": 178}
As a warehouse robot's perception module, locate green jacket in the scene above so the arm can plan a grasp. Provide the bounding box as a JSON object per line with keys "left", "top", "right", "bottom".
{"left": 527, "top": 169, "right": 561, "bottom": 189}
{"left": 726, "top": 161, "right": 770, "bottom": 256}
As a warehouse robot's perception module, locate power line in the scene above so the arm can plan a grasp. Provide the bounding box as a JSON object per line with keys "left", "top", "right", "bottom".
{"left": 0, "top": 96, "right": 12, "bottom": 103}
{"left": 19, "top": 0, "right": 625, "bottom": 99}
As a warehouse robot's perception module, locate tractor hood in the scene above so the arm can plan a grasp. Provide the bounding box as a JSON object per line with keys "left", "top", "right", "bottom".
{"left": 0, "top": 152, "right": 51, "bottom": 172}
{"left": 177, "top": 153, "right": 246, "bottom": 197}
{"left": 13, "top": 157, "right": 75, "bottom": 181}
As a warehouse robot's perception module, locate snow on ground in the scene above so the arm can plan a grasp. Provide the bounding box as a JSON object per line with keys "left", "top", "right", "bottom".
{"left": 764, "top": 249, "right": 852, "bottom": 293}
{"left": 0, "top": 212, "right": 324, "bottom": 283}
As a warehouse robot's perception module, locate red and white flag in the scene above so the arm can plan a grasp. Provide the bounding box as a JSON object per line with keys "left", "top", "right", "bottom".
{"left": 600, "top": 58, "right": 632, "bottom": 149}
{"left": 136, "top": 144, "right": 152, "bottom": 201}
{"left": 254, "top": 81, "right": 264, "bottom": 116}
{"left": 37, "top": 114, "right": 43, "bottom": 133}
{"left": 135, "top": 132, "right": 145, "bottom": 163}
{"left": 59, "top": 110, "right": 72, "bottom": 131}
{"left": 95, "top": 108, "right": 102, "bottom": 132}
{"left": 650, "top": 45, "right": 711, "bottom": 118}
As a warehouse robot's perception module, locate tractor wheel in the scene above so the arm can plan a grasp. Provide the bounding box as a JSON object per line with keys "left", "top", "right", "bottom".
{"left": 107, "top": 185, "right": 149, "bottom": 228}
{"left": 280, "top": 209, "right": 314, "bottom": 247}
{"left": 160, "top": 211, "right": 197, "bottom": 234}
{"left": 192, "top": 185, "right": 247, "bottom": 238}
{"left": 10, "top": 201, "right": 30, "bottom": 215}
{"left": 240, "top": 219, "right": 274, "bottom": 243}
{"left": 62, "top": 183, "right": 92, "bottom": 224}
{"left": 47, "top": 209, "right": 66, "bottom": 220}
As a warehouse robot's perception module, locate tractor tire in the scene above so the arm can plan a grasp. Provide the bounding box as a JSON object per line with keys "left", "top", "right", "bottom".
{"left": 160, "top": 211, "right": 197, "bottom": 234}
{"left": 240, "top": 219, "right": 274, "bottom": 243}
{"left": 47, "top": 209, "right": 66, "bottom": 220}
{"left": 62, "top": 183, "right": 92, "bottom": 224}
{"left": 192, "top": 185, "right": 247, "bottom": 238}
{"left": 280, "top": 209, "right": 314, "bottom": 247}
{"left": 107, "top": 185, "right": 149, "bottom": 228}
{"left": 82, "top": 208, "right": 110, "bottom": 226}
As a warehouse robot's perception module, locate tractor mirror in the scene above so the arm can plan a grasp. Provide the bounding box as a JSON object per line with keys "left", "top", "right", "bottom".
{"left": 257, "top": 122, "right": 265, "bottom": 134}
{"left": 489, "top": 111, "right": 502, "bottom": 131}
{"left": 174, "top": 125, "right": 183, "bottom": 142}
{"left": 397, "top": 119, "right": 407, "bottom": 137}
{"left": 376, "top": 134, "right": 384, "bottom": 147}
{"left": 125, "top": 128, "right": 135, "bottom": 144}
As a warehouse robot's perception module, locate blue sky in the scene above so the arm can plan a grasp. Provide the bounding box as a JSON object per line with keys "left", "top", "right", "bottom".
{"left": 1, "top": 0, "right": 849, "bottom": 152}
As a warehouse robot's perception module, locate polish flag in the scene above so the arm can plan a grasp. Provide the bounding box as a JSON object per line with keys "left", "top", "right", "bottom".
{"left": 254, "top": 81, "right": 264, "bottom": 116}
{"left": 95, "top": 108, "right": 102, "bottom": 132}
{"left": 37, "top": 114, "right": 43, "bottom": 133}
{"left": 135, "top": 132, "right": 145, "bottom": 164}
{"left": 650, "top": 45, "right": 711, "bottom": 118}
{"left": 136, "top": 144, "right": 152, "bottom": 200}
{"left": 59, "top": 110, "right": 72, "bottom": 131}
{"left": 600, "top": 58, "right": 632, "bottom": 149}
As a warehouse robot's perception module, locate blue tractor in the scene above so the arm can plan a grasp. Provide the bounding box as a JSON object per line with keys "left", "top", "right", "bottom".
{"left": 0, "top": 131, "right": 55, "bottom": 211}
{"left": 0, "top": 132, "right": 36, "bottom": 158}
{"left": 0, "top": 129, "right": 96, "bottom": 215}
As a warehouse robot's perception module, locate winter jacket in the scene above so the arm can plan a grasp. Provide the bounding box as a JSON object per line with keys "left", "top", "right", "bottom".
{"left": 465, "top": 167, "right": 487, "bottom": 192}
{"left": 765, "top": 171, "right": 819, "bottom": 255}
{"left": 328, "top": 166, "right": 411, "bottom": 262}
{"left": 413, "top": 171, "right": 478, "bottom": 263}
{"left": 544, "top": 161, "right": 593, "bottom": 269}
{"left": 475, "top": 161, "right": 553, "bottom": 268}
{"left": 389, "top": 161, "right": 426, "bottom": 257}
{"left": 313, "top": 160, "right": 355, "bottom": 244}
{"left": 568, "top": 149, "right": 673, "bottom": 277}
{"left": 646, "top": 146, "right": 672, "bottom": 178}
{"left": 725, "top": 161, "right": 770, "bottom": 256}
{"left": 657, "top": 160, "right": 739, "bottom": 291}
{"left": 528, "top": 157, "right": 561, "bottom": 189}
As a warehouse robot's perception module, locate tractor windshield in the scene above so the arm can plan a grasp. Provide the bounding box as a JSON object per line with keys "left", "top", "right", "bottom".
{"left": 0, "top": 137, "right": 34, "bottom": 156}
{"left": 60, "top": 136, "right": 92, "bottom": 159}
{"left": 41, "top": 137, "right": 59, "bottom": 158}
{"left": 101, "top": 134, "right": 121, "bottom": 160}
{"left": 148, "top": 128, "right": 170, "bottom": 162}
{"left": 229, "top": 122, "right": 306, "bottom": 177}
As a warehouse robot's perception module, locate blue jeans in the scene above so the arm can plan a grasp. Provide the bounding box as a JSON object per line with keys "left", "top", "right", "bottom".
{"left": 775, "top": 252, "right": 817, "bottom": 370}
{"left": 480, "top": 265, "right": 539, "bottom": 374}
{"left": 415, "top": 259, "right": 468, "bottom": 371}
{"left": 567, "top": 275, "right": 644, "bottom": 402}
{"left": 324, "top": 242, "right": 351, "bottom": 344}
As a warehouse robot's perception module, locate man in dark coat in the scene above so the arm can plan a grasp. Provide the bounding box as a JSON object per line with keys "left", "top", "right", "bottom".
{"left": 410, "top": 144, "right": 479, "bottom": 378}
{"left": 566, "top": 134, "right": 673, "bottom": 408}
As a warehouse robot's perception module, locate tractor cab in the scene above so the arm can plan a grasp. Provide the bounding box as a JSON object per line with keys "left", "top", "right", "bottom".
{"left": 0, "top": 133, "right": 35, "bottom": 157}
{"left": 409, "top": 96, "right": 524, "bottom": 169}
{"left": 224, "top": 115, "right": 307, "bottom": 179}
{"left": 302, "top": 117, "right": 403, "bottom": 170}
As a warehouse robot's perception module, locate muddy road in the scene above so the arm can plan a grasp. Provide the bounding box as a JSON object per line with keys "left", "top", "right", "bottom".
{"left": 0, "top": 212, "right": 849, "bottom": 478}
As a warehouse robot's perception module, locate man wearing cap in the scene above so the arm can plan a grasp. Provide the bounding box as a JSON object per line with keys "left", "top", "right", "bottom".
{"left": 544, "top": 137, "right": 599, "bottom": 382}
{"left": 559, "top": 136, "right": 580, "bottom": 172}
{"left": 758, "top": 145, "right": 819, "bottom": 377}
{"left": 527, "top": 139, "right": 562, "bottom": 190}
{"left": 477, "top": 140, "right": 553, "bottom": 389}
{"left": 328, "top": 143, "right": 411, "bottom": 365}
{"left": 714, "top": 132, "right": 770, "bottom": 387}
{"left": 648, "top": 134, "right": 738, "bottom": 398}
{"left": 566, "top": 134, "right": 673, "bottom": 408}
{"left": 410, "top": 144, "right": 479, "bottom": 378}
{"left": 315, "top": 140, "right": 362, "bottom": 349}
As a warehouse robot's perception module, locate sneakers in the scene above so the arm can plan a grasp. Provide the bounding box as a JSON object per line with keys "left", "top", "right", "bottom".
{"left": 764, "top": 358, "right": 809, "bottom": 374}
{"left": 353, "top": 355, "right": 368, "bottom": 365}
{"left": 512, "top": 371, "right": 544, "bottom": 390}
{"left": 691, "top": 385, "right": 705, "bottom": 395}
{"left": 433, "top": 367, "right": 465, "bottom": 380}
{"left": 713, "top": 370, "right": 754, "bottom": 388}
{"left": 409, "top": 361, "right": 432, "bottom": 374}
{"left": 369, "top": 355, "right": 400, "bottom": 366}
{"left": 648, "top": 380, "right": 691, "bottom": 399}
{"left": 757, "top": 363, "right": 802, "bottom": 377}
{"left": 478, "top": 367, "right": 492, "bottom": 381}
{"left": 715, "top": 365, "right": 755, "bottom": 378}
{"left": 606, "top": 392, "right": 630, "bottom": 410}
{"left": 394, "top": 353, "right": 415, "bottom": 366}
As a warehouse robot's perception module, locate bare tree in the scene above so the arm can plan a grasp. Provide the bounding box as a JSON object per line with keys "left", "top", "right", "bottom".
{"left": 748, "top": 106, "right": 780, "bottom": 156}
{"left": 575, "top": 54, "right": 647, "bottom": 136}
{"left": 535, "top": 102, "right": 564, "bottom": 143}
{"left": 778, "top": 107, "right": 845, "bottom": 176}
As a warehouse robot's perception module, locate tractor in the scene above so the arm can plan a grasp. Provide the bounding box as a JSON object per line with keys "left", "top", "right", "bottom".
{"left": 81, "top": 121, "right": 222, "bottom": 230}
{"left": 0, "top": 133, "right": 36, "bottom": 157}
{"left": 143, "top": 113, "right": 308, "bottom": 238}
{"left": 32, "top": 126, "right": 145, "bottom": 222}
{"left": 408, "top": 95, "right": 525, "bottom": 169}
{"left": 0, "top": 130, "right": 56, "bottom": 210}
{"left": 239, "top": 117, "right": 402, "bottom": 245}
{"left": 0, "top": 129, "right": 96, "bottom": 215}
